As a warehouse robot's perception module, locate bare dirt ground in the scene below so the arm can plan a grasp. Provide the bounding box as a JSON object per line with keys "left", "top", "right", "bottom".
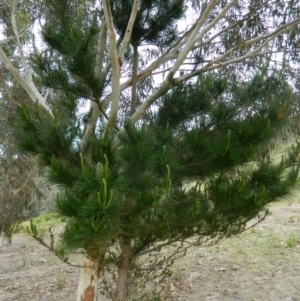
{"left": 1, "top": 198, "right": 300, "bottom": 301}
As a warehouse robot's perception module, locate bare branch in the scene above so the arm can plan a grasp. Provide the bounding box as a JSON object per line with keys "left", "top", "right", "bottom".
{"left": 102, "top": 0, "right": 121, "bottom": 135}
{"left": 95, "top": 18, "right": 107, "bottom": 82}
{"left": 0, "top": 24, "right": 30, "bottom": 46}
{"left": 0, "top": 46, "right": 53, "bottom": 117}
{"left": 105, "top": 1, "right": 239, "bottom": 116}
{"left": 118, "top": 0, "right": 141, "bottom": 60}
{"left": 10, "top": 0, "right": 30, "bottom": 80}
{"left": 177, "top": 20, "right": 300, "bottom": 83}
{"left": 166, "top": 0, "right": 238, "bottom": 81}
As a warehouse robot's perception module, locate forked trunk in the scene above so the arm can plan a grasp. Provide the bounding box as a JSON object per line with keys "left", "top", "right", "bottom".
{"left": 76, "top": 258, "right": 101, "bottom": 301}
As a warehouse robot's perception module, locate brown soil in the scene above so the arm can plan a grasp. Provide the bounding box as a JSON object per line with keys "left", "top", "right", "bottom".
{"left": 1, "top": 199, "right": 300, "bottom": 301}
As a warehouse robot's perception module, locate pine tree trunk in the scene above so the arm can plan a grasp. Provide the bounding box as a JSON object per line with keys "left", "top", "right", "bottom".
{"left": 116, "top": 237, "right": 131, "bottom": 301}
{"left": 76, "top": 258, "right": 101, "bottom": 301}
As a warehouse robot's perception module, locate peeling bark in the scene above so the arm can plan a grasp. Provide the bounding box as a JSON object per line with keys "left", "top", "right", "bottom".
{"left": 76, "top": 259, "right": 101, "bottom": 301}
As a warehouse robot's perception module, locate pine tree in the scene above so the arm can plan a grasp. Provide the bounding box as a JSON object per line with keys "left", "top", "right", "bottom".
{"left": 111, "top": 0, "right": 185, "bottom": 115}
{"left": 15, "top": 68, "right": 300, "bottom": 300}
{"left": 1, "top": 1, "right": 300, "bottom": 300}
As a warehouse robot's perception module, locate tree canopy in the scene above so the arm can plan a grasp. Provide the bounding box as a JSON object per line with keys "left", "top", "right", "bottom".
{"left": 1, "top": 0, "right": 300, "bottom": 300}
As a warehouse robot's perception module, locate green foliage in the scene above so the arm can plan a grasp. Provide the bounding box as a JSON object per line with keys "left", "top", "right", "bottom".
{"left": 32, "top": 0, "right": 104, "bottom": 101}
{"left": 15, "top": 71, "right": 300, "bottom": 263}
{"left": 14, "top": 102, "right": 80, "bottom": 166}
{"left": 26, "top": 219, "right": 38, "bottom": 238}
{"left": 112, "top": 0, "right": 186, "bottom": 47}
{"left": 286, "top": 233, "right": 299, "bottom": 248}
{"left": 4, "top": 0, "right": 300, "bottom": 299}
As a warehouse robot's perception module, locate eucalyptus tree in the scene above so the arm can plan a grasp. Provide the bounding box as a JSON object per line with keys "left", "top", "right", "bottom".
{"left": 0, "top": 89, "right": 36, "bottom": 243}
{"left": 1, "top": 1, "right": 300, "bottom": 301}
{"left": 0, "top": 0, "right": 43, "bottom": 243}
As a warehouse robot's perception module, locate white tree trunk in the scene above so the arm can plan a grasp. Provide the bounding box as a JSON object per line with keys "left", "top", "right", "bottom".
{"left": 76, "top": 259, "right": 101, "bottom": 301}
